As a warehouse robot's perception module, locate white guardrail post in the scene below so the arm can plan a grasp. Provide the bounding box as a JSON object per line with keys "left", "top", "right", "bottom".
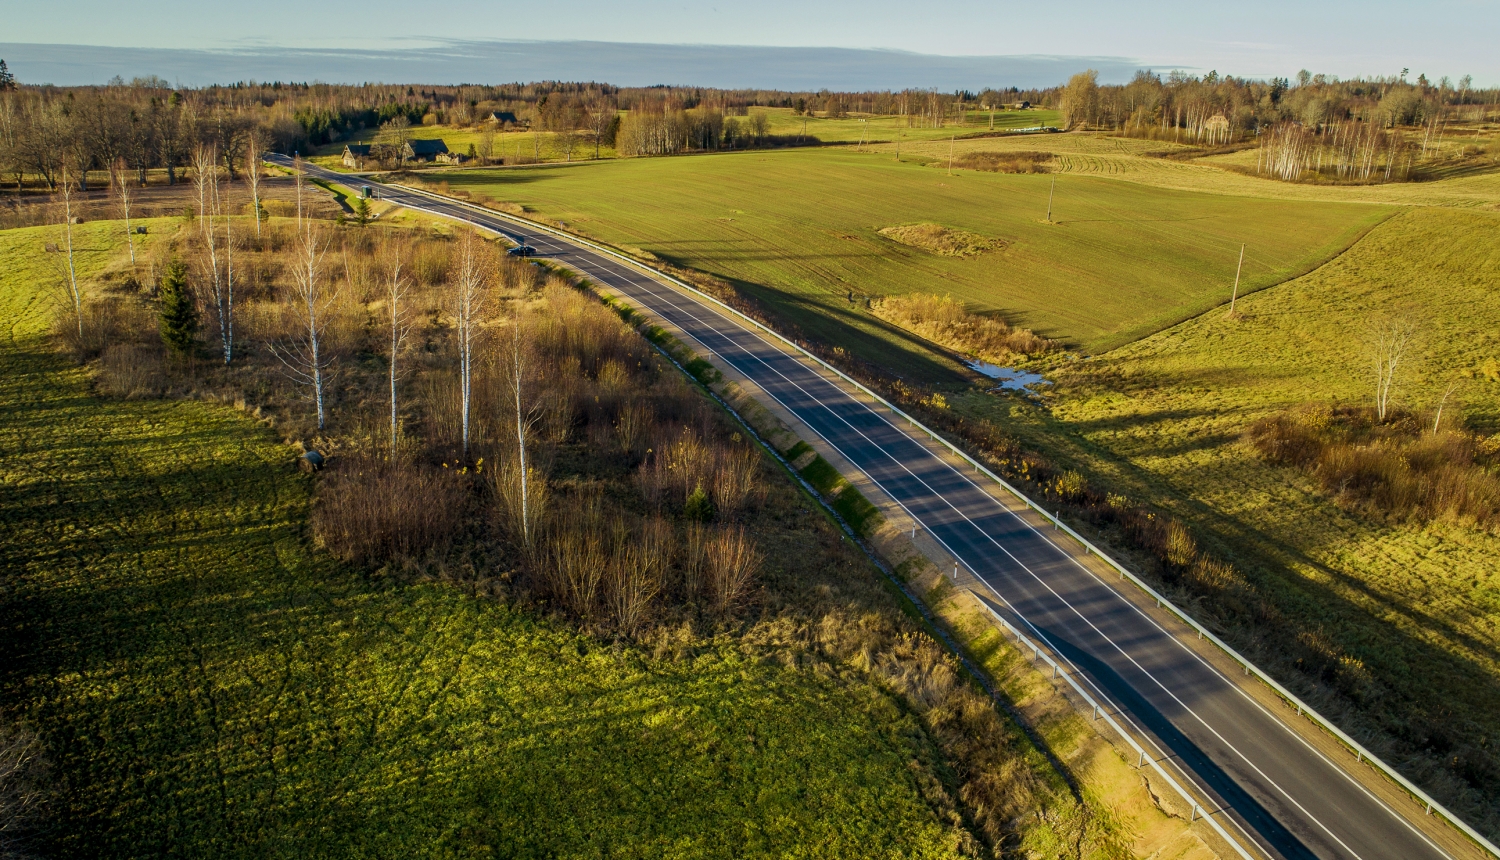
{"left": 381, "top": 178, "right": 1499, "bottom": 860}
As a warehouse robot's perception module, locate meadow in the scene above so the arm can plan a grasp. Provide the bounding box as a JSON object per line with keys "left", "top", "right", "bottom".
{"left": 0, "top": 220, "right": 1000, "bottom": 858}
{"left": 433, "top": 147, "right": 1388, "bottom": 377}
{"left": 309, "top": 106, "right": 1066, "bottom": 170}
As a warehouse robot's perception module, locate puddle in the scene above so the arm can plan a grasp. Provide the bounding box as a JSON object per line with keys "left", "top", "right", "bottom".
{"left": 967, "top": 361, "right": 1052, "bottom": 394}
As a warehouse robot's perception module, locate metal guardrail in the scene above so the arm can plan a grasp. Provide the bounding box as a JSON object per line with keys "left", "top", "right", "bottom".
{"left": 972, "top": 597, "right": 1258, "bottom": 859}
{"left": 382, "top": 178, "right": 1498, "bottom": 860}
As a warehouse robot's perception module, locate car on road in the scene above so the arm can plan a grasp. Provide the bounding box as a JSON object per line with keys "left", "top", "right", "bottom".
{"left": 507, "top": 242, "right": 537, "bottom": 257}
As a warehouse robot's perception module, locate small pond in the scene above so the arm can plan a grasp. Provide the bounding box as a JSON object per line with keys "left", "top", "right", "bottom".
{"left": 966, "top": 361, "right": 1053, "bottom": 395}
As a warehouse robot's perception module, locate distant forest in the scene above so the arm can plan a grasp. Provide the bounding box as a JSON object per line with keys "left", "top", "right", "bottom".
{"left": 0, "top": 54, "right": 1495, "bottom": 191}
{"left": 1058, "top": 68, "right": 1497, "bottom": 142}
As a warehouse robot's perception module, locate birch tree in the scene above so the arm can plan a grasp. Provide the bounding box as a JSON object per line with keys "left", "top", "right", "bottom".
{"left": 293, "top": 153, "right": 306, "bottom": 234}
{"left": 111, "top": 157, "right": 135, "bottom": 266}
{"left": 57, "top": 165, "right": 83, "bottom": 344}
{"left": 270, "top": 230, "right": 335, "bottom": 430}
{"left": 385, "top": 254, "right": 411, "bottom": 447}
{"left": 1367, "top": 313, "right": 1418, "bottom": 422}
{"left": 192, "top": 144, "right": 233, "bottom": 363}
{"left": 495, "top": 320, "right": 547, "bottom": 552}
{"left": 217, "top": 154, "right": 235, "bottom": 363}
{"left": 245, "top": 134, "right": 263, "bottom": 238}
{"left": 453, "top": 230, "right": 489, "bottom": 457}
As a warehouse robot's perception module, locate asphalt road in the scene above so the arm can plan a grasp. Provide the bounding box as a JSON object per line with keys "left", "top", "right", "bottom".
{"left": 273, "top": 156, "right": 1459, "bottom": 860}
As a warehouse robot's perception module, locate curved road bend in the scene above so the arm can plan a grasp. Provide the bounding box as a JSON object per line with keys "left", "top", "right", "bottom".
{"left": 272, "top": 156, "right": 1461, "bottom": 860}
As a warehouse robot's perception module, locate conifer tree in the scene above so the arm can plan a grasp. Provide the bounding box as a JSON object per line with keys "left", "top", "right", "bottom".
{"left": 158, "top": 258, "right": 198, "bottom": 354}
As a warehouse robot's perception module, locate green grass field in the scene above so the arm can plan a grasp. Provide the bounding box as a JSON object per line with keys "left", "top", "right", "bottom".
{"left": 0, "top": 222, "right": 971, "bottom": 858}
{"left": 957, "top": 205, "right": 1500, "bottom": 830}
{"left": 311, "top": 106, "right": 1064, "bottom": 170}
{"left": 435, "top": 147, "right": 1390, "bottom": 379}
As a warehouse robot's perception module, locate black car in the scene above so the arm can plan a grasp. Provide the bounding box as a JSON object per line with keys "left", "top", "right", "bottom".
{"left": 507, "top": 242, "right": 537, "bottom": 257}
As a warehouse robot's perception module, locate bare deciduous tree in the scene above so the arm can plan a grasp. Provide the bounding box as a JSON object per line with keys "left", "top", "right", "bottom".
{"left": 384, "top": 251, "right": 412, "bottom": 447}
{"left": 245, "top": 133, "right": 263, "bottom": 238}
{"left": 269, "top": 230, "right": 335, "bottom": 430}
{"left": 193, "top": 144, "right": 234, "bottom": 363}
{"left": 477, "top": 126, "right": 495, "bottom": 164}
{"left": 110, "top": 157, "right": 135, "bottom": 266}
{"left": 681, "top": 522, "right": 708, "bottom": 598}
{"left": 584, "top": 95, "right": 616, "bottom": 159}
{"left": 293, "top": 154, "right": 306, "bottom": 233}
{"left": 1366, "top": 313, "right": 1419, "bottom": 422}
{"left": 380, "top": 115, "right": 413, "bottom": 166}
{"left": 495, "top": 321, "right": 546, "bottom": 550}
{"left": 1433, "top": 379, "right": 1462, "bottom": 435}
{"left": 453, "top": 231, "right": 490, "bottom": 457}
{"left": 56, "top": 165, "right": 83, "bottom": 344}
{"left": 0, "top": 723, "right": 49, "bottom": 857}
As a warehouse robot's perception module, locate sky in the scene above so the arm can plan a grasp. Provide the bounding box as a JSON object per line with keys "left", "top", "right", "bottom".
{"left": 3, "top": 0, "right": 1496, "bottom": 88}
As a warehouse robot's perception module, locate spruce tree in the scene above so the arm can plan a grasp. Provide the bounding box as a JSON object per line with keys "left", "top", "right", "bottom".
{"left": 0, "top": 60, "right": 15, "bottom": 92}
{"left": 158, "top": 258, "right": 198, "bottom": 354}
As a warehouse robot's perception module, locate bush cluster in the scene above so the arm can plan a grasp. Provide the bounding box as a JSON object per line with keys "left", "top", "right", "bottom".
{"left": 1249, "top": 404, "right": 1500, "bottom": 528}
{"left": 950, "top": 150, "right": 1055, "bottom": 174}
{"left": 870, "top": 291, "right": 1056, "bottom": 362}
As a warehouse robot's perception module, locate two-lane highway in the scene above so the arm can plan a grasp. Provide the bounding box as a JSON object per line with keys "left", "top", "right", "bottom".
{"left": 272, "top": 155, "right": 1467, "bottom": 860}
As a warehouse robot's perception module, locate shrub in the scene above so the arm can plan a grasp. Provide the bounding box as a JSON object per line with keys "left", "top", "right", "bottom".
{"left": 97, "top": 343, "right": 165, "bottom": 399}
{"left": 869, "top": 292, "right": 1056, "bottom": 362}
{"left": 877, "top": 224, "right": 1001, "bottom": 258}
{"left": 1248, "top": 405, "right": 1500, "bottom": 528}
{"left": 704, "top": 525, "right": 761, "bottom": 616}
{"left": 0, "top": 721, "right": 49, "bottom": 856}
{"left": 313, "top": 451, "right": 466, "bottom": 566}
{"left": 710, "top": 445, "right": 761, "bottom": 518}
{"left": 951, "top": 150, "right": 1055, "bottom": 173}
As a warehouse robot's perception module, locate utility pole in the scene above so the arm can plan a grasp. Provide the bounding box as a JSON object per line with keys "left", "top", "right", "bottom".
{"left": 857, "top": 119, "right": 867, "bottom": 152}
{"left": 1229, "top": 243, "right": 1245, "bottom": 314}
{"left": 1046, "top": 178, "right": 1056, "bottom": 222}
{"left": 895, "top": 130, "right": 903, "bottom": 161}
{"left": 948, "top": 135, "right": 955, "bottom": 175}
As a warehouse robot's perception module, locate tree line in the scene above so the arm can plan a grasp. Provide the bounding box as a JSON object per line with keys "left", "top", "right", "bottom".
{"left": 1057, "top": 67, "right": 1498, "bottom": 142}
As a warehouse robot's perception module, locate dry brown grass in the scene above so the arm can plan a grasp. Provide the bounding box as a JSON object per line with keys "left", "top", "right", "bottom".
{"left": 869, "top": 291, "right": 1056, "bottom": 362}
{"left": 951, "top": 150, "right": 1055, "bottom": 173}
{"left": 1250, "top": 405, "right": 1500, "bottom": 528}
{"left": 876, "top": 223, "right": 1001, "bottom": 258}
{"left": 312, "top": 449, "right": 467, "bottom": 566}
